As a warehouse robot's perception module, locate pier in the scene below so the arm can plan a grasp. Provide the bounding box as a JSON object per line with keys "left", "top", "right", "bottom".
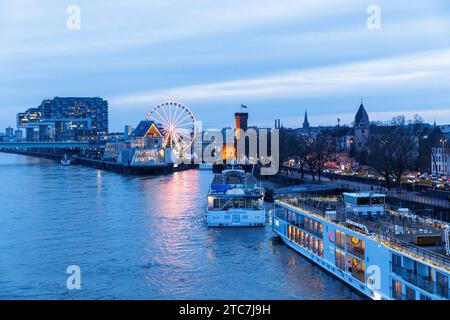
{"left": 0, "top": 149, "right": 196, "bottom": 175}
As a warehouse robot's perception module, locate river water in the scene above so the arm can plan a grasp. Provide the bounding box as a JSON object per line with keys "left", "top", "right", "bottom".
{"left": 0, "top": 153, "right": 361, "bottom": 299}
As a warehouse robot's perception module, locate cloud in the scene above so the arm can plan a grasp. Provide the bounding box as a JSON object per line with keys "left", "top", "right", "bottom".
{"left": 110, "top": 48, "right": 450, "bottom": 106}
{"left": 0, "top": 0, "right": 361, "bottom": 56}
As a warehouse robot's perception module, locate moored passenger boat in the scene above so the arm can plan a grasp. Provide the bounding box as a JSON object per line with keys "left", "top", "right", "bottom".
{"left": 271, "top": 192, "right": 450, "bottom": 300}
{"left": 60, "top": 154, "right": 71, "bottom": 166}
{"left": 206, "top": 167, "right": 265, "bottom": 227}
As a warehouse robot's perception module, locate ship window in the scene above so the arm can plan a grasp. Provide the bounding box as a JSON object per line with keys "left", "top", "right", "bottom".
{"left": 391, "top": 254, "right": 402, "bottom": 275}
{"left": 357, "top": 197, "right": 370, "bottom": 205}
{"left": 335, "top": 249, "right": 345, "bottom": 270}
{"left": 233, "top": 199, "right": 239, "bottom": 208}
{"left": 239, "top": 198, "right": 245, "bottom": 208}
{"left": 213, "top": 198, "right": 220, "bottom": 209}
{"left": 371, "top": 197, "right": 385, "bottom": 205}
{"left": 336, "top": 230, "right": 345, "bottom": 249}
{"left": 319, "top": 240, "right": 323, "bottom": 257}
{"left": 318, "top": 222, "right": 323, "bottom": 238}
{"left": 313, "top": 238, "right": 318, "bottom": 255}
{"left": 347, "top": 255, "right": 365, "bottom": 283}
{"left": 299, "top": 215, "right": 305, "bottom": 229}
{"left": 392, "top": 280, "right": 403, "bottom": 300}
{"left": 346, "top": 235, "right": 365, "bottom": 259}
{"left": 436, "top": 271, "right": 449, "bottom": 299}
{"left": 405, "top": 286, "right": 416, "bottom": 300}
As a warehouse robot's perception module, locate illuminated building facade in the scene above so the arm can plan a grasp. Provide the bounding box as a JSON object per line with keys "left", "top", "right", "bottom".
{"left": 17, "top": 97, "right": 109, "bottom": 142}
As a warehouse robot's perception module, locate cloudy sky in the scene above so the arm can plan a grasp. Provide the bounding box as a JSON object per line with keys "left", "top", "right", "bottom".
{"left": 1, "top": 0, "right": 450, "bottom": 131}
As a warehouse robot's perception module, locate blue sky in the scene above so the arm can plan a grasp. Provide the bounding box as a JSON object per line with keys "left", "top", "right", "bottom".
{"left": 1, "top": 0, "right": 450, "bottom": 131}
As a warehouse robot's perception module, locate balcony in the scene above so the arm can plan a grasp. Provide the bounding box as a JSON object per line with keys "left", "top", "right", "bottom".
{"left": 391, "top": 264, "right": 435, "bottom": 294}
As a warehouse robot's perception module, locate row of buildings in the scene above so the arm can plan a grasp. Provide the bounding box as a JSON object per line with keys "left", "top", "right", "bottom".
{"left": 291, "top": 102, "right": 450, "bottom": 176}
{"left": 12, "top": 97, "right": 176, "bottom": 166}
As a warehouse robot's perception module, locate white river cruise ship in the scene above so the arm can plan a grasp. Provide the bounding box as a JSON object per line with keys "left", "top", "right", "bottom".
{"left": 206, "top": 168, "right": 265, "bottom": 227}
{"left": 271, "top": 192, "right": 450, "bottom": 300}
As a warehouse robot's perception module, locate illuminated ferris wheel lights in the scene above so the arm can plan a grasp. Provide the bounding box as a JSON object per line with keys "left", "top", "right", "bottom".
{"left": 146, "top": 101, "right": 196, "bottom": 156}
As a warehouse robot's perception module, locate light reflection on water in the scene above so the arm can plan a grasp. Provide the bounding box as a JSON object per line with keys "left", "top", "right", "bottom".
{"left": 0, "top": 153, "right": 361, "bottom": 300}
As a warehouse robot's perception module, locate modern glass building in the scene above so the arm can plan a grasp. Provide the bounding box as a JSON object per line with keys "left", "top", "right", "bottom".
{"left": 17, "top": 97, "right": 109, "bottom": 141}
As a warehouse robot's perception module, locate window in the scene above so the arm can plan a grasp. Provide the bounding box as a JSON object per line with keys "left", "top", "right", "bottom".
{"left": 298, "top": 214, "right": 305, "bottom": 229}
{"left": 335, "top": 249, "right": 345, "bottom": 270}
{"left": 357, "top": 197, "right": 370, "bottom": 205}
{"left": 391, "top": 253, "right": 402, "bottom": 275}
{"left": 336, "top": 230, "right": 345, "bottom": 249}
{"left": 347, "top": 255, "right": 365, "bottom": 283}
{"left": 405, "top": 286, "right": 416, "bottom": 300}
{"left": 392, "top": 280, "right": 403, "bottom": 300}
{"left": 436, "top": 271, "right": 449, "bottom": 299}
{"left": 318, "top": 240, "right": 324, "bottom": 257}
{"left": 346, "top": 235, "right": 365, "bottom": 259}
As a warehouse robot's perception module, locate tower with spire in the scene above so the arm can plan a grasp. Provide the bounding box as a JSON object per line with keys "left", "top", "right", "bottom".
{"left": 353, "top": 99, "right": 370, "bottom": 152}
{"left": 303, "top": 110, "right": 310, "bottom": 129}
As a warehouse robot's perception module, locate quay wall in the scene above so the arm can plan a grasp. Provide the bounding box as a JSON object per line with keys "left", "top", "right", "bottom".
{"left": 0, "top": 150, "right": 196, "bottom": 175}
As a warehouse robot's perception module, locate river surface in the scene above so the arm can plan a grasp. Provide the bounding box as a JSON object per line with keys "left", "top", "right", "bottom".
{"left": 0, "top": 153, "right": 361, "bottom": 299}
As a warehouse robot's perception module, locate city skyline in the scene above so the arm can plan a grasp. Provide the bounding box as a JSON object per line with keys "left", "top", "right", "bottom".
{"left": 1, "top": 0, "right": 450, "bottom": 131}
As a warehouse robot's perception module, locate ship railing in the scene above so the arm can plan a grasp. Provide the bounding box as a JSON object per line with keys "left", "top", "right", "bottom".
{"left": 390, "top": 263, "right": 435, "bottom": 293}
{"left": 381, "top": 233, "right": 450, "bottom": 271}
{"left": 281, "top": 199, "right": 450, "bottom": 270}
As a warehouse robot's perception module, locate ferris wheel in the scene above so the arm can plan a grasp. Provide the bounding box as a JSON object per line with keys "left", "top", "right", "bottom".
{"left": 146, "top": 101, "right": 196, "bottom": 155}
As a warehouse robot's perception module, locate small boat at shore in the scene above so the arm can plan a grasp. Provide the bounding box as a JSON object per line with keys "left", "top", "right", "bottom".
{"left": 60, "top": 154, "right": 71, "bottom": 166}
{"left": 206, "top": 164, "right": 265, "bottom": 227}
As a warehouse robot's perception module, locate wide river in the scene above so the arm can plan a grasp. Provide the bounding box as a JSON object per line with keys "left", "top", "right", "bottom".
{"left": 0, "top": 153, "right": 361, "bottom": 299}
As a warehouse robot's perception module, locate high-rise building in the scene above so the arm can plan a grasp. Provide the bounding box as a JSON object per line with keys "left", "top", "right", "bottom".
{"left": 17, "top": 97, "right": 109, "bottom": 141}
{"left": 14, "top": 129, "right": 23, "bottom": 141}
{"left": 5, "top": 126, "right": 14, "bottom": 137}
{"left": 17, "top": 108, "right": 42, "bottom": 128}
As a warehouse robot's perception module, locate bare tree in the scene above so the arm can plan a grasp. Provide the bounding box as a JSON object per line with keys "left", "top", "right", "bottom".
{"left": 306, "top": 131, "right": 336, "bottom": 182}
{"left": 368, "top": 116, "right": 417, "bottom": 187}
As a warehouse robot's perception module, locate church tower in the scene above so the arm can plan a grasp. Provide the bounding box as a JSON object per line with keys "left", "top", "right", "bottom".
{"left": 354, "top": 100, "right": 369, "bottom": 152}
{"left": 303, "top": 110, "right": 310, "bottom": 129}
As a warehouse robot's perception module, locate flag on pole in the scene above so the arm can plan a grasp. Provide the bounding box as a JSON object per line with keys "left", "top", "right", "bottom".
{"left": 241, "top": 104, "right": 248, "bottom": 109}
